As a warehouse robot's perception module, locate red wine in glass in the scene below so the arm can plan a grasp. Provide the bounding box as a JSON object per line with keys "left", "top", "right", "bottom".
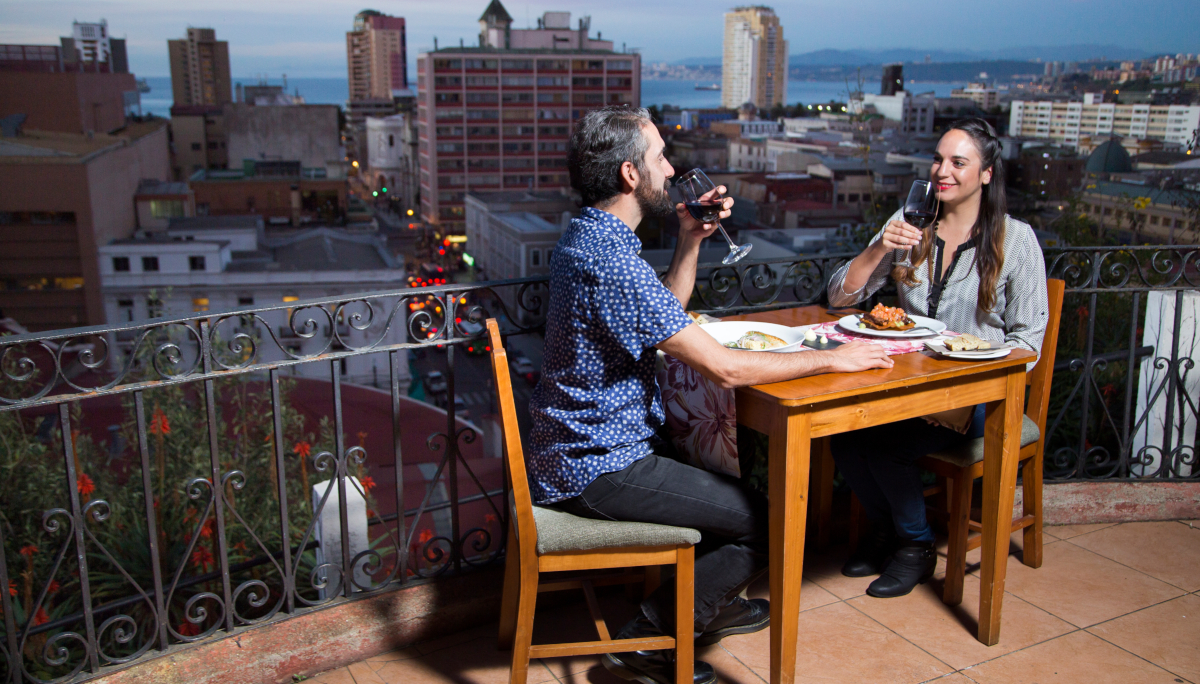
{"left": 685, "top": 199, "right": 724, "bottom": 223}
{"left": 898, "top": 180, "right": 938, "bottom": 267}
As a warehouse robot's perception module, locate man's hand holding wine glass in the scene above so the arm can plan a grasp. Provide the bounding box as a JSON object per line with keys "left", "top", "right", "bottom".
{"left": 675, "top": 185, "right": 732, "bottom": 240}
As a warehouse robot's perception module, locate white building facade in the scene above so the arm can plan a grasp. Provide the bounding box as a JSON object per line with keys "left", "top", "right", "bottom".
{"left": 1010, "top": 99, "right": 1200, "bottom": 150}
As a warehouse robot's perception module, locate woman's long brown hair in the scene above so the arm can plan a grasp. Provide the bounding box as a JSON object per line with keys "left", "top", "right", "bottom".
{"left": 892, "top": 118, "right": 1007, "bottom": 313}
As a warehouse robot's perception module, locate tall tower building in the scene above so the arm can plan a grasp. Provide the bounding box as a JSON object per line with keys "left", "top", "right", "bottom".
{"left": 416, "top": 1, "right": 638, "bottom": 233}
{"left": 881, "top": 63, "right": 904, "bottom": 96}
{"left": 168, "top": 28, "right": 232, "bottom": 107}
{"left": 346, "top": 10, "right": 408, "bottom": 102}
{"left": 721, "top": 6, "right": 787, "bottom": 110}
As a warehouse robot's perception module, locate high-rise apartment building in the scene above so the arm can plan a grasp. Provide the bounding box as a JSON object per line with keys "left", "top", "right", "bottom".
{"left": 347, "top": 11, "right": 408, "bottom": 102}
{"left": 721, "top": 6, "right": 787, "bottom": 110}
{"left": 881, "top": 63, "right": 903, "bottom": 97}
{"left": 168, "top": 28, "right": 232, "bottom": 107}
{"left": 416, "top": 2, "right": 638, "bottom": 232}
{"left": 1009, "top": 97, "right": 1200, "bottom": 150}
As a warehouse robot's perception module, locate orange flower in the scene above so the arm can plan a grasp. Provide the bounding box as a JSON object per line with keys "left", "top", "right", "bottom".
{"left": 231, "top": 541, "right": 248, "bottom": 554}
{"left": 77, "top": 473, "right": 95, "bottom": 497}
{"left": 191, "top": 546, "right": 214, "bottom": 570}
{"left": 149, "top": 407, "right": 171, "bottom": 435}
{"left": 19, "top": 545, "right": 37, "bottom": 559}
{"left": 484, "top": 513, "right": 497, "bottom": 524}
{"left": 418, "top": 529, "right": 434, "bottom": 544}
{"left": 360, "top": 476, "right": 376, "bottom": 493}
{"left": 33, "top": 607, "right": 50, "bottom": 626}
{"left": 292, "top": 441, "right": 312, "bottom": 458}
{"left": 48, "top": 580, "right": 61, "bottom": 594}
{"left": 7, "top": 580, "right": 15, "bottom": 597}
{"left": 199, "top": 519, "right": 215, "bottom": 539}
{"left": 177, "top": 621, "right": 201, "bottom": 637}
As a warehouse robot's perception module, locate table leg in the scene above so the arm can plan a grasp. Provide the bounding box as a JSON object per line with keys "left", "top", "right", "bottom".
{"left": 769, "top": 408, "right": 810, "bottom": 684}
{"left": 807, "top": 437, "right": 834, "bottom": 550}
{"left": 977, "top": 369, "right": 1025, "bottom": 645}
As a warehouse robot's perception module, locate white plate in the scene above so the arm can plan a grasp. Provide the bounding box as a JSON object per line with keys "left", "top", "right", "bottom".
{"left": 699, "top": 321, "right": 811, "bottom": 353}
{"left": 838, "top": 314, "right": 947, "bottom": 338}
{"left": 924, "top": 341, "right": 1013, "bottom": 360}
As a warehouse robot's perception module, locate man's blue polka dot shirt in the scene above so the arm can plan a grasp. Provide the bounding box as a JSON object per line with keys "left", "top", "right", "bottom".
{"left": 527, "top": 207, "right": 693, "bottom": 504}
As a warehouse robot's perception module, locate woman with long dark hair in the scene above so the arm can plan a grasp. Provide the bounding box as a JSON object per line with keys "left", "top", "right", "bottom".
{"left": 825, "top": 118, "right": 1049, "bottom": 598}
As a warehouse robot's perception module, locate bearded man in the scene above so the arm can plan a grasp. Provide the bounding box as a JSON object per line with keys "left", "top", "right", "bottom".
{"left": 526, "top": 106, "right": 892, "bottom": 684}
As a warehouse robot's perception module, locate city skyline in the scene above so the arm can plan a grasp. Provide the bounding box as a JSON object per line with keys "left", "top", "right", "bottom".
{"left": 2, "top": 0, "right": 1196, "bottom": 79}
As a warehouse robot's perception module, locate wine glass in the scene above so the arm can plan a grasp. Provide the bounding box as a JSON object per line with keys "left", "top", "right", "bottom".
{"left": 897, "top": 179, "right": 939, "bottom": 268}
{"left": 676, "top": 168, "right": 752, "bottom": 265}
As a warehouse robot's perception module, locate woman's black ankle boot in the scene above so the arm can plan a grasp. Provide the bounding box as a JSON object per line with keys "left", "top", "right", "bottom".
{"left": 866, "top": 540, "right": 936, "bottom": 598}
{"left": 841, "top": 526, "right": 897, "bottom": 578}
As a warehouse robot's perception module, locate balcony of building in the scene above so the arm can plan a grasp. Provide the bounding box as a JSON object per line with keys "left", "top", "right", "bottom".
{"left": 0, "top": 246, "right": 1197, "bottom": 684}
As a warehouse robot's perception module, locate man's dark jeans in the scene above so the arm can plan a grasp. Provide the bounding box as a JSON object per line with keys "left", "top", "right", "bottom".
{"left": 555, "top": 452, "right": 768, "bottom": 635}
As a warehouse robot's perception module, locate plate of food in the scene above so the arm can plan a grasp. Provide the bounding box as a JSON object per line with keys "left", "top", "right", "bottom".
{"left": 924, "top": 334, "right": 1013, "bottom": 360}
{"left": 699, "top": 321, "right": 809, "bottom": 353}
{"left": 838, "top": 304, "right": 947, "bottom": 338}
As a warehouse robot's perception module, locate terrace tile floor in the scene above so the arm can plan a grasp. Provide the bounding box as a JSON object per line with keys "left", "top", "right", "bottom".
{"left": 306, "top": 521, "right": 1200, "bottom": 684}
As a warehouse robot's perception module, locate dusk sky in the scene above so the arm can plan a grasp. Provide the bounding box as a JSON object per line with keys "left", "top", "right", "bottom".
{"left": 2, "top": 0, "right": 1196, "bottom": 78}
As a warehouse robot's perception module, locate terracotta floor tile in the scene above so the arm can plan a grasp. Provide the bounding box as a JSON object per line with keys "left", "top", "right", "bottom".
{"left": 1067, "top": 521, "right": 1200, "bottom": 591}
{"left": 997, "top": 541, "right": 1184, "bottom": 627}
{"left": 848, "top": 575, "right": 1075, "bottom": 670}
{"left": 745, "top": 572, "right": 840, "bottom": 612}
{"left": 801, "top": 544, "right": 875, "bottom": 600}
{"left": 364, "top": 647, "right": 421, "bottom": 664}
{"left": 1087, "top": 593, "right": 1200, "bottom": 683}
{"left": 555, "top": 646, "right": 767, "bottom": 684}
{"left": 922, "top": 675, "right": 977, "bottom": 684}
{"left": 413, "top": 623, "right": 496, "bottom": 656}
{"left": 346, "top": 661, "right": 387, "bottom": 684}
{"left": 307, "top": 668, "right": 357, "bottom": 684}
{"left": 721, "top": 602, "right": 952, "bottom": 683}
{"left": 958, "top": 530, "right": 1049, "bottom": 578}
{"left": 375, "top": 635, "right": 558, "bottom": 684}
{"left": 964, "top": 630, "right": 1182, "bottom": 683}
{"left": 1044, "top": 522, "right": 1117, "bottom": 539}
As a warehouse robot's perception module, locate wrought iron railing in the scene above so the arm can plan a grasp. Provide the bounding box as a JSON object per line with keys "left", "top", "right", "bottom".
{"left": 0, "top": 246, "right": 1196, "bottom": 682}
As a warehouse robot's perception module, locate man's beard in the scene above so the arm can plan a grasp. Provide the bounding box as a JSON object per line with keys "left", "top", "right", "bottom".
{"left": 636, "top": 177, "right": 675, "bottom": 218}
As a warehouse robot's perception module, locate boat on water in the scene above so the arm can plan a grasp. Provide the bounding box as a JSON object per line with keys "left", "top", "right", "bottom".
{"left": 136, "top": 78, "right": 151, "bottom": 93}
{"left": 694, "top": 83, "right": 720, "bottom": 91}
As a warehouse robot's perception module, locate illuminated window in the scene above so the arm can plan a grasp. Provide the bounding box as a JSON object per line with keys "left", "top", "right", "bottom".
{"left": 282, "top": 295, "right": 299, "bottom": 303}
{"left": 192, "top": 297, "right": 209, "bottom": 312}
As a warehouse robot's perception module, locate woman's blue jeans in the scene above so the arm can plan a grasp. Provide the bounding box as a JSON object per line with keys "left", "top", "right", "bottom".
{"left": 830, "top": 404, "right": 986, "bottom": 543}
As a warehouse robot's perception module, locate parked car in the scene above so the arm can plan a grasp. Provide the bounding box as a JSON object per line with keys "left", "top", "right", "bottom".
{"left": 510, "top": 353, "right": 539, "bottom": 385}
{"left": 424, "top": 370, "right": 447, "bottom": 395}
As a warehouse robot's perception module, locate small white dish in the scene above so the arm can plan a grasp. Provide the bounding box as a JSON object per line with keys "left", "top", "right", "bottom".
{"left": 924, "top": 340, "right": 1013, "bottom": 360}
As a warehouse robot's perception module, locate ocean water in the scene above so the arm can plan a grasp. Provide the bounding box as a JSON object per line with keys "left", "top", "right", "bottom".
{"left": 138, "top": 76, "right": 965, "bottom": 117}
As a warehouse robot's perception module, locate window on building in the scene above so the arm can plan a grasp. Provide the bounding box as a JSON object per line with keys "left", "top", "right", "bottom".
{"left": 1150, "top": 215, "right": 1160, "bottom": 225}
{"left": 149, "top": 200, "right": 186, "bottom": 219}
{"left": 142, "top": 256, "right": 159, "bottom": 272}
{"left": 117, "top": 298, "right": 134, "bottom": 322}
{"left": 189, "top": 255, "right": 206, "bottom": 271}
{"left": 530, "top": 249, "right": 541, "bottom": 266}
{"left": 848, "top": 193, "right": 860, "bottom": 202}
{"left": 192, "top": 297, "right": 209, "bottom": 312}
{"left": 237, "top": 295, "right": 254, "bottom": 306}
{"left": 191, "top": 143, "right": 202, "bottom": 151}
{"left": 112, "top": 256, "right": 130, "bottom": 272}
{"left": 388, "top": 134, "right": 394, "bottom": 147}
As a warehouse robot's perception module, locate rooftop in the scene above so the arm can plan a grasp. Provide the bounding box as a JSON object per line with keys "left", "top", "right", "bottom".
{"left": 168, "top": 215, "right": 264, "bottom": 231}
{"left": 494, "top": 211, "right": 560, "bottom": 234}
{"left": 0, "top": 119, "right": 167, "bottom": 163}
{"left": 137, "top": 179, "right": 191, "bottom": 196}
{"left": 223, "top": 227, "right": 399, "bottom": 272}
{"left": 307, "top": 520, "right": 1200, "bottom": 684}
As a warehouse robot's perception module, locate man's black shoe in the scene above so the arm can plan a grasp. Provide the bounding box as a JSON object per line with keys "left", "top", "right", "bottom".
{"left": 842, "top": 526, "right": 897, "bottom": 578}
{"left": 866, "top": 541, "right": 936, "bottom": 598}
{"left": 695, "top": 597, "right": 770, "bottom": 646}
{"left": 603, "top": 615, "right": 716, "bottom": 684}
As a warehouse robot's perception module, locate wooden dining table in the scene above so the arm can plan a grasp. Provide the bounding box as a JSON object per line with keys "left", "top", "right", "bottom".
{"left": 723, "top": 306, "right": 1035, "bottom": 684}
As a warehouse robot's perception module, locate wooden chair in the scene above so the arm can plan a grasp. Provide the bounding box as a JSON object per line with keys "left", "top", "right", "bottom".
{"left": 918, "top": 278, "right": 1065, "bottom": 606}
{"left": 487, "top": 319, "right": 699, "bottom": 684}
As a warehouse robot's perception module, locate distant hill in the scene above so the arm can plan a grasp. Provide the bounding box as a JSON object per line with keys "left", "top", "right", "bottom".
{"left": 672, "top": 44, "right": 1153, "bottom": 69}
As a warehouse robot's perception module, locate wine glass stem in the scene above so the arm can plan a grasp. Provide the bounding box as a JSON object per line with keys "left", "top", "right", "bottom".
{"left": 715, "top": 221, "right": 737, "bottom": 250}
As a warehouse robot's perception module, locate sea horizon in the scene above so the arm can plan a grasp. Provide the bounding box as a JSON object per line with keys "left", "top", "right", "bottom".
{"left": 138, "top": 76, "right": 968, "bottom": 118}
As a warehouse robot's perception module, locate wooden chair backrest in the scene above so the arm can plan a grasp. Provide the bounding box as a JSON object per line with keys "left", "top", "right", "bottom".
{"left": 486, "top": 319, "right": 538, "bottom": 557}
{"left": 1025, "top": 279, "right": 1066, "bottom": 432}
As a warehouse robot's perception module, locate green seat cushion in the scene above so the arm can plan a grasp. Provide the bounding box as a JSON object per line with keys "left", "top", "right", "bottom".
{"left": 531, "top": 505, "right": 701, "bottom": 555}
{"left": 924, "top": 415, "right": 1041, "bottom": 468}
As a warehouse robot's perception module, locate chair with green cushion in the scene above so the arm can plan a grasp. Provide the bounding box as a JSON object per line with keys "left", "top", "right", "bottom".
{"left": 918, "top": 278, "right": 1065, "bottom": 607}
{"left": 487, "top": 319, "right": 699, "bottom": 684}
